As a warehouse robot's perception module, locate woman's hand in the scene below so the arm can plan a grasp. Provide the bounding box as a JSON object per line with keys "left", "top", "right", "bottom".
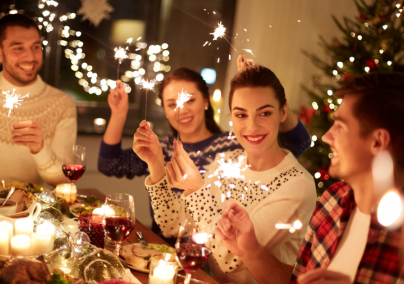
{"left": 108, "top": 80, "right": 129, "bottom": 117}
{"left": 237, "top": 54, "right": 255, "bottom": 71}
{"left": 216, "top": 200, "right": 261, "bottom": 259}
{"left": 165, "top": 140, "right": 204, "bottom": 194}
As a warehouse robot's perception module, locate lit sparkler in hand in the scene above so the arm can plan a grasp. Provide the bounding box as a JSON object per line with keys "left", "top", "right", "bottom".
{"left": 2, "top": 89, "right": 29, "bottom": 117}
{"left": 114, "top": 46, "right": 128, "bottom": 80}
{"left": 214, "top": 155, "right": 247, "bottom": 180}
{"left": 175, "top": 90, "right": 192, "bottom": 141}
{"left": 211, "top": 21, "right": 226, "bottom": 40}
{"left": 138, "top": 79, "right": 157, "bottom": 121}
{"left": 244, "top": 49, "right": 256, "bottom": 57}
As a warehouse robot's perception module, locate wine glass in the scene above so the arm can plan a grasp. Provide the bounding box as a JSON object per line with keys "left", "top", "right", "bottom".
{"left": 103, "top": 193, "right": 136, "bottom": 256}
{"left": 62, "top": 145, "right": 86, "bottom": 203}
{"left": 175, "top": 218, "right": 213, "bottom": 284}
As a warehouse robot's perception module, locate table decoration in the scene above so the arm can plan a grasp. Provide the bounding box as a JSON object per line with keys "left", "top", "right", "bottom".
{"left": 55, "top": 183, "right": 77, "bottom": 203}
{"left": 31, "top": 232, "right": 51, "bottom": 255}
{"left": 10, "top": 235, "right": 31, "bottom": 256}
{"left": 0, "top": 228, "right": 9, "bottom": 256}
{"left": 92, "top": 204, "right": 115, "bottom": 217}
{"left": 0, "top": 220, "right": 13, "bottom": 246}
{"left": 148, "top": 253, "right": 178, "bottom": 284}
{"left": 78, "top": 214, "right": 105, "bottom": 248}
{"left": 15, "top": 218, "right": 33, "bottom": 236}
{"left": 36, "top": 221, "right": 56, "bottom": 252}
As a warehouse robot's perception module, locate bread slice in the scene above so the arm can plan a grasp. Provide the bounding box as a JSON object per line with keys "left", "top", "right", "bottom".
{"left": 132, "top": 246, "right": 161, "bottom": 257}
{"left": 125, "top": 255, "right": 148, "bottom": 269}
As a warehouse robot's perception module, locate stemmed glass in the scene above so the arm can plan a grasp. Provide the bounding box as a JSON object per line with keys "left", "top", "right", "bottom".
{"left": 175, "top": 218, "right": 213, "bottom": 284}
{"left": 62, "top": 145, "right": 86, "bottom": 203}
{"left": 102, "top": 193, "right": 136, "bottom": 256}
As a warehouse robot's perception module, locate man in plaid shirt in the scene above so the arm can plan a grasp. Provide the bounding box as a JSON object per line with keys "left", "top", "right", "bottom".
{"left": 215, "top": 72, "right": 404, "bottom": 284}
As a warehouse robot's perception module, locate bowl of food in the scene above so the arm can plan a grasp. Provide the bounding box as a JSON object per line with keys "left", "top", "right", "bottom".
{"left": 0, "top": 199, "right": 17, "bottom": 216}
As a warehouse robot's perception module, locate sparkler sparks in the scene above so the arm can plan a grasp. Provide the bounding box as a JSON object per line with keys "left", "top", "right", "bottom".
{"left": 211, "top": 21, "right": 226, "bottom": 40}
{"left": 126, "top": 38, "right": 133, "bottom": 44}
{"left": 275, "top": 220, "right": 302, "bottom": 233}
{"left": 214, "top": 155, "right": 247, "bottom": 180}
{"left": 175, "top": 90, "right": 192, "bottom": 141}
{"left": 114, "top": 47, "right": 128, "bottom": 63}
{"left": 2, "top": 89, "right": 29, "bottom": 117}
{"left": 137, "top": 79, "right": 157, "bottom": 121}
{"left": 244, "top": 49, "right": 256, "bottom": 57}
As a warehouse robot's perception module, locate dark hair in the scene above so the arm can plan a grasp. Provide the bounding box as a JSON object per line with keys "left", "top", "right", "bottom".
{"left": 335, "top": 72, "right": 404, "bottom": 170}
{"left": 0, "top": 14, "right": 40, "bottom": 46}
{"left": 229, "top": 65, "right": 287, "bottom": 110}
{"left": 158, "top": 68, "right": 221, "bottom": 137}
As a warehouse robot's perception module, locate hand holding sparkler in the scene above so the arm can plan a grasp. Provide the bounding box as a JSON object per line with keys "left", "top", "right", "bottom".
{"left": 166, "top": 139, "right": 204, "bottom": 193}
{"left": 108, "top": 80, "right": 128, "bottom": 116}
{"left": 137, "top": 79, "right": 157, "bottom": 121}
{"left": 216, "top": 200, "right": 261, "bottom": 259}
{"left": 237, "top": 54, "right": 255, "bottom": 71}
{"left": 132, "top": 120, "right": 165, "bottom": 183}
{"left": 11, "top": 121, "right": 44, "bottom": 154}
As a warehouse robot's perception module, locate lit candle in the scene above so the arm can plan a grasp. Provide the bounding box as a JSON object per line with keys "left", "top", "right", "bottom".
{"left": 149, "top": 259, "right": 176, "bottom": 284}
{"left": 11, "top": 235, "right": 31, "bottom": 256}
{"left": 36, "top": 222, "right": 55, "bottom": 252}
{"left": 54, "top": 183, "right": 77, "bottom": 203}
{"left": 31, "top": 233, "right": 51, "bottom": 255}
{"left": 0, "top": 228, "right": 9, "bottom": 255}
{"left": 0, "top": 221, "right": 13, "bottom": 247}
{"left": 15, "top": 219, "right": 33, "bottom": 237}
{"left": 92, "top": 205, "right": 115, "bottom": 217}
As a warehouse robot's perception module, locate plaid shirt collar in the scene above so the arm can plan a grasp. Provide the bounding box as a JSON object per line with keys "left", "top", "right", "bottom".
{"left": 291, "top": 182, "right": 403, "bottom": 284}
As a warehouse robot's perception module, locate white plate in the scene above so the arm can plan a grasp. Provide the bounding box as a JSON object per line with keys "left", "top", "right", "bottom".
{"left": 69, "top": 203, "right": 85, "bottom": 218}
{"left": 120, "top": 243, "right": 182, "bottom": 273}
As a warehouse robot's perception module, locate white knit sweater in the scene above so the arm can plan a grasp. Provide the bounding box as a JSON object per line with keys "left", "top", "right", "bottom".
{"left": 0, "top": 72, "right": 77, "bottom": 186}
{"left": 145, "top": 149, "right": 316, "bottom": 284}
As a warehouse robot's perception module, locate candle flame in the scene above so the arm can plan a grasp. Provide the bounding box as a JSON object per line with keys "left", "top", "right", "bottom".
{"left": 2, "top": 89, "right": 29, "bottom": 116}
{"left": 211, "top": 22, "right": 226, "bottom": 40}
{"left": 175, "top": 90, "right": 192, "bottom": 110}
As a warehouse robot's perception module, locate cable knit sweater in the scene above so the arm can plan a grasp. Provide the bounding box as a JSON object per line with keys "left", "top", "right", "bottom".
{"left": 145, "top": 149, "right": 316, "bottom": 284}
{"left": 0, "top": 72, "right": 77, "bottom": 186}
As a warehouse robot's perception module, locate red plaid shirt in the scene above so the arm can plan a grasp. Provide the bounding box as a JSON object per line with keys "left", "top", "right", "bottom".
{"left": 291, "top": 182, "right": 404, "bottom": 284}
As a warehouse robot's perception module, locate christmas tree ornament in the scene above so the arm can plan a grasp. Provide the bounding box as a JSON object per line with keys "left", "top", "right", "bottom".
{"left": 77, "top": 0, "right": 114, "bottom": 27}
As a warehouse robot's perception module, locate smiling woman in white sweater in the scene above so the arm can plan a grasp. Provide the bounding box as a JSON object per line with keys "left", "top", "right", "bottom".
{"left": 135, "top": 65, "right": 316, "bottom": 283}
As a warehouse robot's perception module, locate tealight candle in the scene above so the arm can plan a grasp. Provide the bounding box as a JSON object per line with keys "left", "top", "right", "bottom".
{"left": 11, "top": 235, "right": 31, "bottom": 256}
{"left": 149, "top": 254, "right": 177, "bottom": 284}
{"left": 15, "top": 219, "right": 33, "bottom": 237}
{"left": 0, "top": 221, "right": 13, "bottom": 247}
{"left": 92, "top": 205, "right": 115, "bottom": 217}
{"left": 54, "top": 183, "right": 77, "bottom": 203}
{"left": 0, "top": 228, "right": 9, "bottom": 255}
{"left": 31, "top": 233, "right": 51, "bottom": 255}
{"left": 36, "top": 222, "right": 55, "bottom": 252}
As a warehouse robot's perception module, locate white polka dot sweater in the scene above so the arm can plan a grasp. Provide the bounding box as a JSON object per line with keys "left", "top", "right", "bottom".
{"left": 145, "top": 149, "right": 316, "bottom": 284}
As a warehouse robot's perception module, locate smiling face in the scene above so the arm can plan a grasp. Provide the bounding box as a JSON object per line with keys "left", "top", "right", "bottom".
{"left": 0, "top": 26, "right": 43, "bottom": 86}
{"left": 162, "top": 80, "right": 210, "bottom": 139}
{"left": 231, "top": 87, "right": 287, "bottom": 157}
{"left": 322, "top": 95, "right": 374, "bottom": 183}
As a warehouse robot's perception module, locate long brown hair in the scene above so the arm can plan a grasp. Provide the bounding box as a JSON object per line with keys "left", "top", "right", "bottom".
{"left": 158, "top": 68, "right": 222, "bottom": 137}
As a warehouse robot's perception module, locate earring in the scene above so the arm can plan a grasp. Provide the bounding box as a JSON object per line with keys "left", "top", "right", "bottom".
{"left": 205, "top": 106, "right": 208, "bottom": 110}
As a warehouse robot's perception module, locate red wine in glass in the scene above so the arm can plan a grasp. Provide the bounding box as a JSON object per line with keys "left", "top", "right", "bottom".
{"left": 62, "top": 164, "right": 85, "bottom": 182}
{"left": 176, "top": 243, "right": 212, "bottom": 273}
{"left": 104, "top": 217, "right": 135, "bottom": 242}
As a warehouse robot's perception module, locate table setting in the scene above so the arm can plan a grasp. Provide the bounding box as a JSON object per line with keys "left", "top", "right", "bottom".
{"left": 0, "top": 145, "right": 218, "bottom": 284}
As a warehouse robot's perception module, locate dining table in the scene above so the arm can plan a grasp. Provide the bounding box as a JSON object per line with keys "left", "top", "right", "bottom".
{"left": 78, "top": 188, "right": 219, "bottom": 284}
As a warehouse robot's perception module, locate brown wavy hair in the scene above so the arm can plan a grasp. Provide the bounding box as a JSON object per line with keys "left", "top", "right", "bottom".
{"left": 158, "top": 68, "right": 222, "bottom": 137}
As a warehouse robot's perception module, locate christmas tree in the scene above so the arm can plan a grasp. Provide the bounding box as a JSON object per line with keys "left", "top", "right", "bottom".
{"left": 299, "top": 0, "right": 404, "bottom": 196}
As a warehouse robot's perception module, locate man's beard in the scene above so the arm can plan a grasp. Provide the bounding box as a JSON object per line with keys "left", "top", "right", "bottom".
{"left": 2, "top": 55, "right": 41, "bottom": 85}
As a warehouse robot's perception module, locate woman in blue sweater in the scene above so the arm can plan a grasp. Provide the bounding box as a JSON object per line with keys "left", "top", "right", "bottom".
{"left": 98, "top": 55, "right": 311, "bottom": 240}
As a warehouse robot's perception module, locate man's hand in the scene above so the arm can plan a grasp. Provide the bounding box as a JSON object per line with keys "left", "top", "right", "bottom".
{"left": 11, "top": 121, "right": 44, "bottom": 154}
{"left": 165, "top": 140, "right": 204, "bottom": 193}
{"left": 298, "top": 269, "right": 351, "bottom": 284}
{"left": 215, "top": 200, "right": 261, "bottom": 259}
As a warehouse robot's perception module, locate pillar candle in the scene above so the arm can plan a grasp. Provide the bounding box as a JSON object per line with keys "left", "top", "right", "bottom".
{"left": 15, "top": 219, "right": 33, "bottom": 237}
{"left": 92, "top": 205, "right": 115, "bottom": 217}
{"left": 11, "top": 235, "right": 31, "bottom": 256}
{"left": 0, "top": 221, "right": 13, "bottom": 247}
{"left": 54, "top": 183, "right": 77, "bottom": 203}
{"left": 0, "top": 228, "right": 9, "bottom": 255}
{"left": 36, "top": 222, "right": 55, "bottom": 252}
{"left": 31, "top": 233, "right": 51, "bottom": 255}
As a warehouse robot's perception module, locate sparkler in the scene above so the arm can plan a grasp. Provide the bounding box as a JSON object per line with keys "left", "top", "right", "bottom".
{"left": 2, "top": 89, "right": 29, "bottom": 117}
{"left": 275, "top": 220, "right": 302, "bottom": 233}
{"left": 114, "top": 46, "right": 128, "bottom": 80}
{"left": 214, "top": 155, "right": 246, "bottom": 180}
{"left": 244, "top": 49, "right": 256, "bottom": 57}
{"left": 175, "top": 90, "right": 192, "bottom": 141}
{"left": 138, "top": 79, "right": 157, "bottom": 121}
{"left": 208, "top": 22, "right": 238, "bottom": 52}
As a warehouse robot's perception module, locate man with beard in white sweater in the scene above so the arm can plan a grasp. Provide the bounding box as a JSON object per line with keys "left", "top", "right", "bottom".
{"left": 0, "top": 14, "right": 76, "bottom": 186}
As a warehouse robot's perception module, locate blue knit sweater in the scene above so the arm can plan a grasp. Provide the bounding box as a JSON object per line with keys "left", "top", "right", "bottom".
{"left": 98, "top": 120, "right": 311, "bottom": 178}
